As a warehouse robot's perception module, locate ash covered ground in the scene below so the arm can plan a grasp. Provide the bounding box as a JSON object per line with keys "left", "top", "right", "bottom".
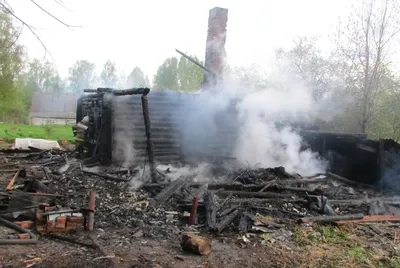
{"left": 1, "top": 150, "right": 400, "bottom": 267}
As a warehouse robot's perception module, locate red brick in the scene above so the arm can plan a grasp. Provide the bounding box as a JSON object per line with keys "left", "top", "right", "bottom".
{"left": 15, "top": 221, "right": 34, "bottom": 229}
{"left": 66, "top": 216, "right": 84, "bottom": 223}
{"left": 55, "top": 216, "right": 66, "bottom": 229}
{"left": 18, "top": 233, "right": 30, "bottom": 239}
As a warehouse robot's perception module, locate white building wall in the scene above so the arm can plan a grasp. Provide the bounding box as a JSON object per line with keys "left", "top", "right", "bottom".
{"left": 30, "top": 117, "right": 76, "bottom": 126}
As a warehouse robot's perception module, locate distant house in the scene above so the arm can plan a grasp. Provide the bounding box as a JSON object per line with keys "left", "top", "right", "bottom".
{"left": 29, "top": 92, "right": 78, "bottom": 125}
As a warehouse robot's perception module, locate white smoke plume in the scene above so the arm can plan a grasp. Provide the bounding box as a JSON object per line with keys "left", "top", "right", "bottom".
{"left": 177, "top": 59, "right": 346, "bottom": 176}
{"left": 115, "top": 55, "right": 348, "bottom": 184}
{"left": 111, "top": 95, "right": 137, "bottom": 167}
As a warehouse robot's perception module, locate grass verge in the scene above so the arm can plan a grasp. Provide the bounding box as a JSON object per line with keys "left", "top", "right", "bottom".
{"left": 0, "top": 123, "right": 74, "bottom": 144}
{"left": 292, "top": 224, "right": 400, "bottom": 268}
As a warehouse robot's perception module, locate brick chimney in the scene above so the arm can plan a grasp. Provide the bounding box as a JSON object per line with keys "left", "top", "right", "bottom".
{"left": 202, "top": 7, "right": 228, "bottom": 89}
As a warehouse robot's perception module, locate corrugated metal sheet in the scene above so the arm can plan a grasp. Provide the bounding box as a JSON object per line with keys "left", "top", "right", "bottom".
{"left": 29, "top": 92, "right": 78, "bottom": 119}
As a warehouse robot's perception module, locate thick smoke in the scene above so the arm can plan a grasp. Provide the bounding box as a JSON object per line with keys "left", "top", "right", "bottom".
{"left": 111, "top": 95, "right": 137, "bottom": 167}
{"left": 177, "top": 60, "right": 347, "bottom": 176}
{"left": 114, "top": 59, "right": 347, "bottom": 185}
{"left": 233, "top": 84, "right": 328, "bottom": 176}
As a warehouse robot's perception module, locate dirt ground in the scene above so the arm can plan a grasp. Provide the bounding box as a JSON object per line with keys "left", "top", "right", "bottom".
{"left": 1, "top": 149, "right": 400, "bottom": 268}
{"left": 1, "top": 223, "right": 400, "bottom": 268}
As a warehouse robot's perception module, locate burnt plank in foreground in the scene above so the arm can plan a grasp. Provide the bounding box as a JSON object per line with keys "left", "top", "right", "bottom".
{"left": 215, "top": 209, "right": 240, "bottom": 233}
{"left": 204, "top": 191, "right": 217, "bottom": 231}
{"left": 300, "top": 213, "right": 364, "bottom": 223}
{"left": 150, "top": 176, "right": 191, "bottom": 206}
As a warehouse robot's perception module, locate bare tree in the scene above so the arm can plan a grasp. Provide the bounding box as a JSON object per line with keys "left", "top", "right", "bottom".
{"left": 0, "top": 0, "right": 81, "bottom": 58}
{"left": 275, "top": 36, "right": 336, "bottom": 101}
{"left": 336, "top": 0, "right": 400, "bottom": 133}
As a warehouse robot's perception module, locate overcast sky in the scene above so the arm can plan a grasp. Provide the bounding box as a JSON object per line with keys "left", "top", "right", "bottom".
{"left": 10, "top": 0, "right": 355, "bottom": 81}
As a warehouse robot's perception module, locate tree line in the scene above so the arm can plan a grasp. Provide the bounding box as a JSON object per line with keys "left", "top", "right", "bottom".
{"left": 0, "top": 3, "right": 204, "bottom": 122}
{"left": 1, "top": 0, "right": 400, "bottom": 142}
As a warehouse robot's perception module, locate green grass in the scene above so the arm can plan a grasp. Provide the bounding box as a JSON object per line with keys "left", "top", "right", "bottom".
{"left": 292, "top": 224, "right": 400, "bottom": 267}
{"left": 0, "top": 124, "right": 75, "bottom": 144}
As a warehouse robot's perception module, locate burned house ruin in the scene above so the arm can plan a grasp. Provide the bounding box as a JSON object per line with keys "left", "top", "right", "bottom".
{"left": 76, "top": 7, "right": 400, "bottom": 188}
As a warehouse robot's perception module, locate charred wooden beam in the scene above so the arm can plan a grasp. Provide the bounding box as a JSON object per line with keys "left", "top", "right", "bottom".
{"left": 217, "top": 206, "right": 238, "bottom": 218}
{"left": 88, "top": 233, "right": 118, "bottom": 267}
{"left": 114, "top": 87, "right": 150, "bottom": 96}
{"left": 299, "top": 213, "right": 364, "bottom": 223}
{"left": 329, "top": 197, "right": 400, "bottom": 206}
{"left": 150, "top": 176, "right": 191, "bottom": 206}
{"left": 175, "top": 49, "right": 215, "bottom": 75}
{"left": 379, "top": 139, "right": 385, "bottom": 192}
{"left": 84, "top": 87, "right": 150, "bottom": 95}
{"left": 336, "top": 215, "right": 400, "bottom": 225}
{"left": 327, "top": 172, "right": 374, "bottom": 188}
{"left": 300, "top": 130, "right": 368, "bottom": 139}
{"left": 204, "top": 191, "right": 217, "bottom": 231}
{"left": 238, "top": 212, "right": 250, "bottom": 232}
{"left": 46, "top": 234, "right": 97, "bottom": 249}
{"left": 215, "top": 209, "right": 239, "bottom": 233}
{"left": 142, "top": 179, "right": 323, "bottom": 191}
{"left": 218, "top": 190, "right": 293, "bottom": 199}
{"left": 80, "top": 168, "right": 129, "bottom": 182}
{"left": 141, "top": 94, "right": 157, "bottom": 183}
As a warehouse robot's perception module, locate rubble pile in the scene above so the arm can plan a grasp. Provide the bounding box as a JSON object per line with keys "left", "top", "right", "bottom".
{"left": 2, "top": 146, "right": 400, "bottom": 265}
{"left": 142, "top": 164, "right": 400, "bottom": 234}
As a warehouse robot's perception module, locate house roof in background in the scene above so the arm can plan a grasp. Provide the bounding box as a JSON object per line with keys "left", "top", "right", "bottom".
{"left": 29, "top": 92, "right": 78, "bottom": 119}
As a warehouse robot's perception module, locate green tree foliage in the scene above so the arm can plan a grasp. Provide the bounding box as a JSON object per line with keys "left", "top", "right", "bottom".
{"left": 153, "top": 57, "right": 178, "bottom": 90}
{"left": 176, "top": 55, "right": 203, "bottom": 92}
{"left": 367, "top": 72, "right": 400, "bottom": 141}
{"left": 0, "top": 9, "right": 26, "bottom": 122}
{"left": 100, "top": 60, "right": 118, "bottom": 88}
{"left": 153, "top": 55, "right": 203, "bottom": 92}
{"left": 25, "top": 59, "right": 59, "bottom": 92}
{"left": 18, "top": 59, "right": 63, "bottom": 109}
{"left": 126, "top": 67, "right": 149, "bottom": 87}
{"left": 68, "top": 60, "right": 96, "bottom": 93}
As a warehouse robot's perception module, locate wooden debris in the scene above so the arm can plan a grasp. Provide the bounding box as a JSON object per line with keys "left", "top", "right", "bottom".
{"left": 336, "top": 215, "right": 400, "bottom": 225}
{"left": 46, "top": 234, "right": 97, "bottom": 249}
{"left": 238, "top": 213, "right": 250, "bottom": 232}
{"left": 180, "top": 233, "right": 212, "bottom": 255}
{"left": 6, "top": 169, "right": 21, "bottom": 191}
{"left": 81, "top": 168, "right": 129, "bottom": 182}
{"left": 88, "top": 233, "right": 117, "bottom": 267}
{"left": 219, "top": 190, "right": 293, "bottom": 198}
{"left": 189, "top": 196, "right": 198, "bottom": 225}
{"left": 215, "top": 209, "right": 240, "bottom": 233}
{"left": 300, "top": 213, "right": 364, "bottom": 223}
{"left": 142, "top": 178, "right": 322, "bottom": 191}
{"left": 327, "top": 172, "right": 373, "bottom": 188}
{"left": 150, "top": 176, "right": 192, "bottom": 206}
{"left": 204, "top": 191, "right": 217, "bottom": 231}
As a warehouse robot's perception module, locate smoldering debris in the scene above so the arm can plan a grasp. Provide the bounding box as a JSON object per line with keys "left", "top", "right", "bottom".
{"left": 2, "top": 143, "right": 400, "bottom": 264}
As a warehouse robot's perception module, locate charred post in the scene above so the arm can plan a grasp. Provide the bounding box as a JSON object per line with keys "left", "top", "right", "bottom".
{"left": 189, "top": 196, "right": 198, "bottom": 225}
{"left": 204, "top": 191, "right": 217, "bottom": 231}
{"left": 141, "top": 94, "right": 157, "bottom": 183}
{"left": 88, "top": 191, "right": 95, "bottom": 231}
